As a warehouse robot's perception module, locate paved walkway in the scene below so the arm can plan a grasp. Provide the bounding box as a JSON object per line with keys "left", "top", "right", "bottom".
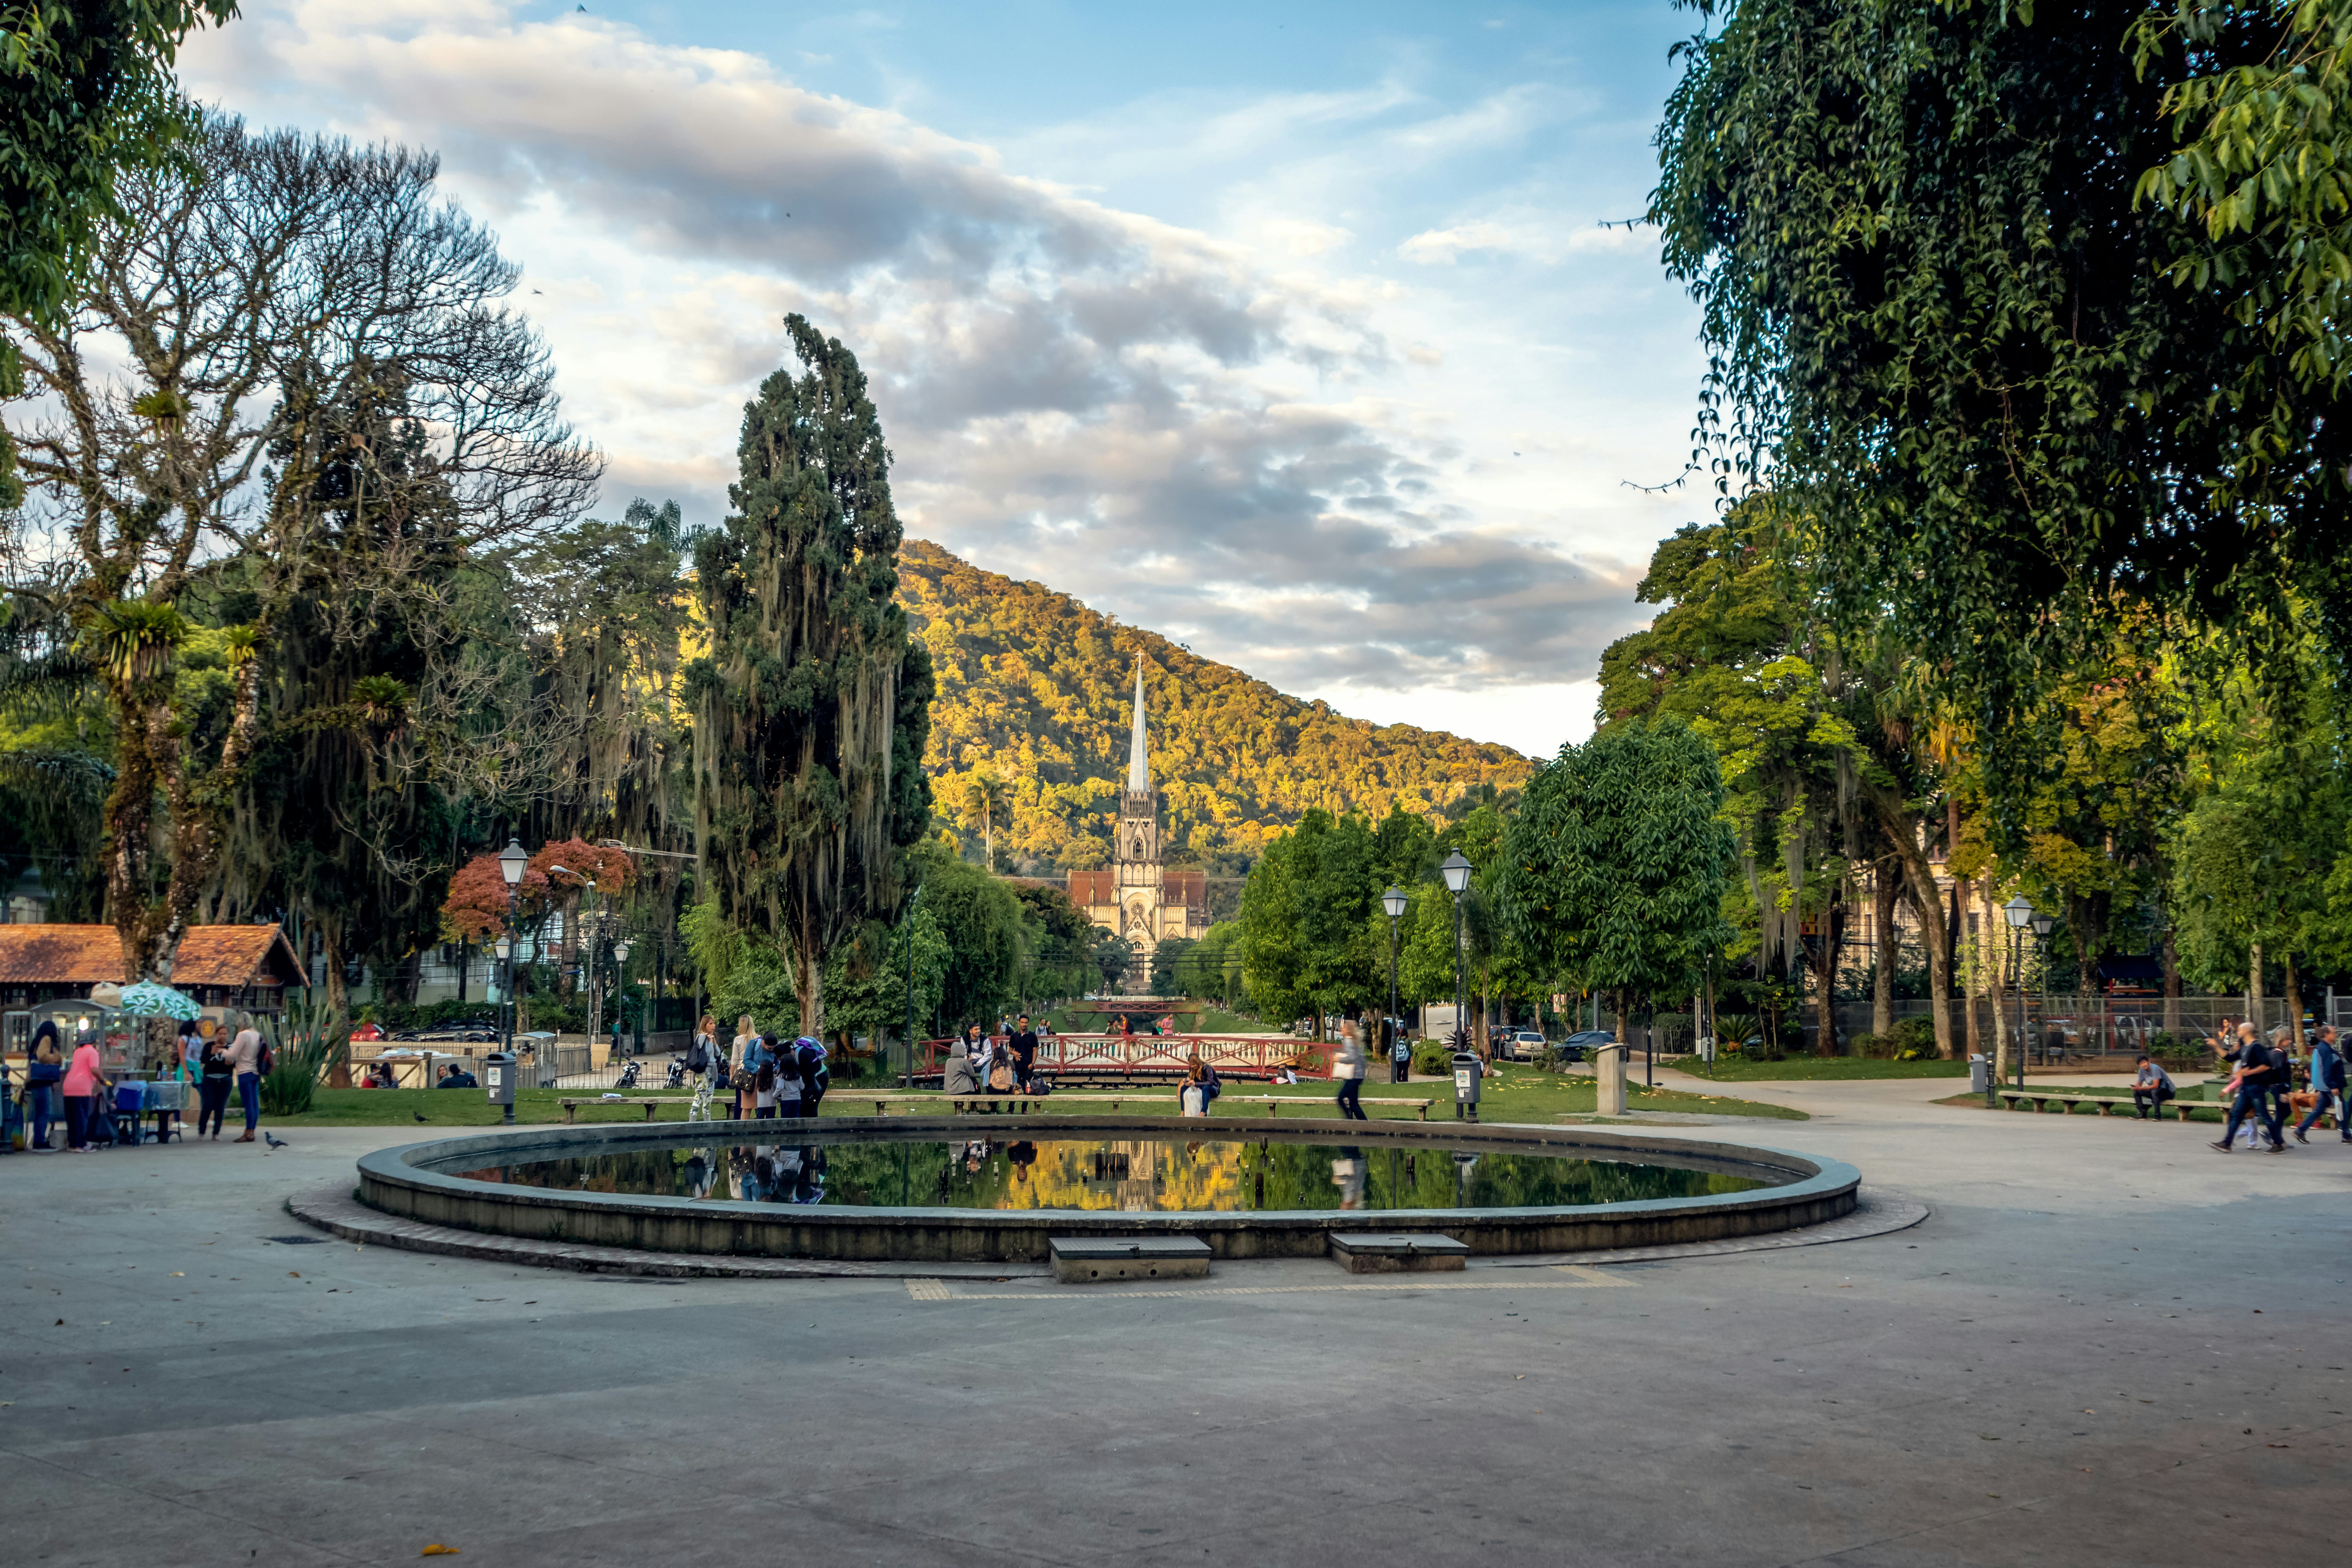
{"left": 4, "top": 1079, "right": 2347, "bottom": 1566}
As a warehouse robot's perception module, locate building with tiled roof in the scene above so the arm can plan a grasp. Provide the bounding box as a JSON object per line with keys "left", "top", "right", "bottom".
{"left": 0, "top": 924, "right": 307, "bottom": 1015}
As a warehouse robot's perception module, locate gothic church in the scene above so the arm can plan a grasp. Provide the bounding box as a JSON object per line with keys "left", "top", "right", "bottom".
{"left": 1067, "top": 657, "right": 1208, "bottom": 944}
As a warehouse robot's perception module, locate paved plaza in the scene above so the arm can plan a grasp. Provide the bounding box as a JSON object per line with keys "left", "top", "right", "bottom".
{"left": 4, "top": 1077, "right": 2347, "bottom": 1566}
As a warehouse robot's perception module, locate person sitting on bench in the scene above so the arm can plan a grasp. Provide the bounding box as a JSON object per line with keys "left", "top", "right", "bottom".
{"left": 437, "top": 1062, "right": 477, "bottom": 1089}
{"left": 2130, "top": 1055, "right": 2174, "bottom": 1120}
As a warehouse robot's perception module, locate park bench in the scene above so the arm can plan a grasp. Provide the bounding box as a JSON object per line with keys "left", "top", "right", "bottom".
{"left": 1994, "top": 1090, "right": 2266, "bottom": 1125}
{"left": 558, "top": 1096, "right": 692, "bottom": 1123}
{"left": 837, "top": 1091, "right": 1180, "bottom": 1115}
{"left": 1224, "top": 1094, "right": 1434, "bottom": 1121}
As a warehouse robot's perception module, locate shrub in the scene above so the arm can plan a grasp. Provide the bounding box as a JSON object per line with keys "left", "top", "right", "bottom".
{"left": 258, "top": 1000, "right": 348, "bottom": 1117}
{"left": 1411, "top": 1041, "right": 1455, "bottom": 1078}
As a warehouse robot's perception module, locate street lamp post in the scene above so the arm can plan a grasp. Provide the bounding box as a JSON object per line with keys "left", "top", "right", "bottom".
{"left": 2001, "top": 895, "right": 2034, "bottom": 1104}
{"left": 2029, "top": 908, "right": 2055, "bottom": 1074}
{"left": 1440, "top": 851, "right": 1473, "bottom": 1051}
{"left": 1382, "top": 886, "right": 1407, "bottom": 1083}
{"left": 497, "top": 838, "right": 528, "bottom": 1102}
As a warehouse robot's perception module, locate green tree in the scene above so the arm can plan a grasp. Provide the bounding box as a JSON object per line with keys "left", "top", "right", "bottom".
{"left": 688, "top": 315, "right": 933, "bottom": 1035}
{"left": 1499, "top": 719, "right": 1736, "bottom": 1045}
{"left": 1650, "top": 0, "right": 2352, "bottom": 797}
{"left": 0, "top": 3, "right": 238, "bottom": 502}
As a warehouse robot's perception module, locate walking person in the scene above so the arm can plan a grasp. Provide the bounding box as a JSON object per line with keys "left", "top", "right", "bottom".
{"left": 196, "top": 1029, "right": 235, "bottom": 1139}
{"left": 60, "top": 1028, "right": 109, "bottom": 1152}
{"left": 2212, "top": 1025, "right": 2282, "bottom": 1154}
{"left": 23, "top": 1019, "right": 62, "bottom": 1152}
{"left": 2294, "top": 1024, "right": 2348, "bottom": 1144}
{"left": 2130, "top": 1055, "right": 2175, "bottom": 1120}
{"left": 226, "top": 1013, "right": 265, "bottom": 1143}
{"left": 1332, "top": 1016, "right": 1368, "bottom": 1122}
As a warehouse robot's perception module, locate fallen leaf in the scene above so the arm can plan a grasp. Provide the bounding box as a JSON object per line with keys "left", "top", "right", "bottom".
{"left": 421, "top": 1547, "right": 460, "bottom": 1557}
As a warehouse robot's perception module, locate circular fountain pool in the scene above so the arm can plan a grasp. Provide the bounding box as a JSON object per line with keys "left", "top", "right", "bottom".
{"left": 434, "top": 1132, "right": 1770, "bottom": 1212}
{"left": 358, "top": 1116, "right": 1860, "bottom": 1264}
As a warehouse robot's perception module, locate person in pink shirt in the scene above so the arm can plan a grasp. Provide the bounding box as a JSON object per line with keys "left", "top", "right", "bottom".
{"left": 59, "top": 1032, "right": 108, "bottom": 1152}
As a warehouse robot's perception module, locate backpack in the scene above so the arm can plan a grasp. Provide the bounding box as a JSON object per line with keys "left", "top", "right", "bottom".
{"left": 256, "top": 1038, "right": 276, "bottom": 1076}
{"left": 684, "top": 1036, "right": 710, "bottom": 1074}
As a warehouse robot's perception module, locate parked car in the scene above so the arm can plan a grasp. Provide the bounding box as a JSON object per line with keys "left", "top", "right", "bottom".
{"left": 1503, "top": 1028, "right": 1547, "bottom": 1061}
{"left": 1558, "top": 1029, "right": 1617, "bottom": 1063}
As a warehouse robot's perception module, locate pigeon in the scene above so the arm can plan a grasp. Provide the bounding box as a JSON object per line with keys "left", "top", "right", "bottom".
{"left": 263, "top": 1132, "right": 289, "bottom": 1149}
{"left": 412, "top": 1111, "right": 428, "bottom": 1123}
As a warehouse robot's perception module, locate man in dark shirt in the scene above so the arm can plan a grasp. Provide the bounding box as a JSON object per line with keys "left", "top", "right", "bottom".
{"left": 437, "top": 1062, "right": 478, "bottom": 1089}
{"left": 2213, "top": 1025, "right": 2285, "bottom": 1152}
{"left": 1009, "top": 1015, "right": 1039, "bottom": 1091}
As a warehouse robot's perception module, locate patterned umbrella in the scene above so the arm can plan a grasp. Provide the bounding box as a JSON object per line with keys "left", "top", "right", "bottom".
{"left": 117, "top": 980, "right": 202, "bottom": 1021}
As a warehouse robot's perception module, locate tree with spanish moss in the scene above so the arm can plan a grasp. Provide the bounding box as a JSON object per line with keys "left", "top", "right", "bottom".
{"left": 687, "top": 316, "right": 933, "bottom": 1038}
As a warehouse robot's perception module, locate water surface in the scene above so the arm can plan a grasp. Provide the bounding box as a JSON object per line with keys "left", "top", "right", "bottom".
{"left": 437, "top": 1134, "right": 1769, "bottom": 1212}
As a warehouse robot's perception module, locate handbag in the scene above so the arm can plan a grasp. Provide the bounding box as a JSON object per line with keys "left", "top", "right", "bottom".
{"left": 729, "top": 1066, "right": 755, "bottom": 1091}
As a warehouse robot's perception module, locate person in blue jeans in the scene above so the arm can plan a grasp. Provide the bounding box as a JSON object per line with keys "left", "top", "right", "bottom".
{"left": 226, "top": 1016, "right": 265, "bottom": 1143}
{"left": 2294, "top": 1024, "right": 2348, "bottom": 1144}
{"left": 2212, "top": 1025, "right": 2284, "bottom": 1153}
{"left": 24, "top": 1020, "right": 63, "bottom": 1151}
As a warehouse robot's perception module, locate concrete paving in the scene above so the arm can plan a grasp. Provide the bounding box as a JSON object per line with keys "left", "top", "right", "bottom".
{"left": 4, "top": 1081, "right": 2349, "bottom": 1566}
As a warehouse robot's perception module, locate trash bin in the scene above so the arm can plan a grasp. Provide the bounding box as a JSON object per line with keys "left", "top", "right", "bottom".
{"left": 1969, "top": 1053, "right": 1989, "bottom": 1095}
{"left": 485, "top": 1050, "right": 517, "bottom": 1123}
{"left": 1451, "top": 1052, "right": 1483, "bottom": 1123}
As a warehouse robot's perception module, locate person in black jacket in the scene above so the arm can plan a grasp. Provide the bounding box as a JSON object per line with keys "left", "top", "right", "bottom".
{"left": 2212, "top": 1024, "right": 2285, "bottom": 1152}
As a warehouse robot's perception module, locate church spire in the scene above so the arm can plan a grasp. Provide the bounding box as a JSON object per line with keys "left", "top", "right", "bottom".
{"left": 1126, "top": 655, "right": 1150, "bottom": 792}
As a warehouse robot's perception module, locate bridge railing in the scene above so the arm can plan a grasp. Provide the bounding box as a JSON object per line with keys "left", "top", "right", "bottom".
{"left": 916, "top": 1034, "right": 1331, "bottom": 1082}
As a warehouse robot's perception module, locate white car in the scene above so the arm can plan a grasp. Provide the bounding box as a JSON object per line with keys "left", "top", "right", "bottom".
{"left": 1505, "top": 1029, "right": 1547, "bottom": 1060}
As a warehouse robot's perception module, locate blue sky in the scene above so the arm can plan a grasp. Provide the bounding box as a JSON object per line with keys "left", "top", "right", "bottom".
{"left": 181, "top": 2, "right": 1710, "bottom": 756}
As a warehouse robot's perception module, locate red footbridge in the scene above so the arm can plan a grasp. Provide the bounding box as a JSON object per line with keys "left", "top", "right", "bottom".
{"left": 913, "top": 1033, "right": 1336, "bottom": 1086}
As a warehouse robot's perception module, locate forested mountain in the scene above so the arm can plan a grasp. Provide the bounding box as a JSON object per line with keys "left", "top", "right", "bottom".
{"left": 899, "top": 540, "right": 1532, "bottom": 875}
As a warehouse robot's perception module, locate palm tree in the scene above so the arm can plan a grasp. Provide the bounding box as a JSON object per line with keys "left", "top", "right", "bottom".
{"left": 967, "top": 770, "right": 1008, "bottom": 868}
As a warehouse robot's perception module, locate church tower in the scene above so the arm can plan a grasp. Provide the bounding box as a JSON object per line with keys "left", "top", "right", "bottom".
{"left": 1112, "top": 656, "right": 1162, "bottom": 941}
{"left": 1066, "top": 654, "right": 1209, "bottom": 949}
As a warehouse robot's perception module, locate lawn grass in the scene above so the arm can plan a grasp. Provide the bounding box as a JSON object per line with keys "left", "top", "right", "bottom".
{"left": 263, "top": 1073, "right": 1807, "bottom": 1129}
{"left": 1674, "top": 1057, "right": 1971, "bottom": 1082}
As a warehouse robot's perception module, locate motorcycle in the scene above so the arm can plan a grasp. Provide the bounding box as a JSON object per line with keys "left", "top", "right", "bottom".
{"left": 663, "top": 1057, "right": 687, "bottom": 1089}
{"left": 614, "top": 1059, "right": 642, "bottom": 1091}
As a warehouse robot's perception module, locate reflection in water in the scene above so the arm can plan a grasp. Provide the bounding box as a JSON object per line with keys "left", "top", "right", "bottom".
{"left": 446, "top": 1136, "right": 1768, "bottom": 1212}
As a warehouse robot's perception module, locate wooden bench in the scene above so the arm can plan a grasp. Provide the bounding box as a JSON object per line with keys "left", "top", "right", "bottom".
{"left": 841, "top": 1092, "right": 1180, "bottom": 1115}
{"left": 558, "top": 1096, "right": 695, "bottom": 1123}
{"left": 1995, "top": 1091, "right": 2236, "bottom": 1124}
{"left": 1224, "top": 1095, "right": 1434, "bottom": 1121}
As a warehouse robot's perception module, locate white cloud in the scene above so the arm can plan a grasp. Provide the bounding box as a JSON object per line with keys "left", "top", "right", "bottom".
{"left": 179, "top": 1, "right": 1685, "bottom": 719}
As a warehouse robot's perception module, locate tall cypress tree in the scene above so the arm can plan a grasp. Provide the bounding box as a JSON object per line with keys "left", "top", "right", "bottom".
{"left": 688, "top": 316, "right": 932, "bottom": 1036}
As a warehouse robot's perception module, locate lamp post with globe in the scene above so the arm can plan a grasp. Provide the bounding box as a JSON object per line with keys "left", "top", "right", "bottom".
{"left": 1440, "top": 851, "right": 1474, "bottom": 1052}
{"left": 1999, "top": 895, "right": 2034, "bottom": 1104}
{"left": 497, "top": 839, "right": 528, "bottom": 1063}
{"left": 1382, "top": 885, "right": 1408, "bottom": 1081}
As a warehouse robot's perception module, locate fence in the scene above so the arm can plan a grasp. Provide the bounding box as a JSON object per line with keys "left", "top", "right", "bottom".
{"left": 912, "top": 1033, "right": 1329, "bottom": 1085}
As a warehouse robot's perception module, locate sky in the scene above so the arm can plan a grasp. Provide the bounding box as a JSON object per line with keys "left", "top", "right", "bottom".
{"left": 179, "top": 1, "right": 1711, "bottom": 759}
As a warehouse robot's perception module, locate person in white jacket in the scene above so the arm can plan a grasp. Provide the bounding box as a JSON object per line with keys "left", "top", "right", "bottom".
{"left": 1332, "top": 1017, "right": 1368, "bottom": 1121}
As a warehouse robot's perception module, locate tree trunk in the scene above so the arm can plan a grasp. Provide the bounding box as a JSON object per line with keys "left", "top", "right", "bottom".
{"left": 2248, "top": 941, "right": 2264, "bottom": 1035}
{"left": 1807, "top": 892, "right": 1842, "bottom": 1056}
{"left": 321, "top": 920, "right": 350, "bottom": 1025}
{"left": 793, "top": 936, "right": 824, "bottom": 1040}
{"left": 2161, "top": 927, "right": 2180, "bottom": 1033}
{"left": 456, "top": 941, "right": 470, "bottom": 1005}
{"left": 2285, "top": 951, "right": 2305, "bottom": 1054}
{"left": 1871, "top": 864, "right": 1897, "bottom": 1038}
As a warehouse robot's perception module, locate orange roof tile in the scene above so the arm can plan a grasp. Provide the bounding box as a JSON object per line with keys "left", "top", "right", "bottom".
{"left": 0, "top": 924, "right": 306, "bottom": 989}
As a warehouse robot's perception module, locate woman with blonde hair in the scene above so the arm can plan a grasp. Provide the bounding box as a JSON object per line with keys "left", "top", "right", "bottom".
{"left": 731, "top": 1014, "right": 759, "bottom": 1120}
